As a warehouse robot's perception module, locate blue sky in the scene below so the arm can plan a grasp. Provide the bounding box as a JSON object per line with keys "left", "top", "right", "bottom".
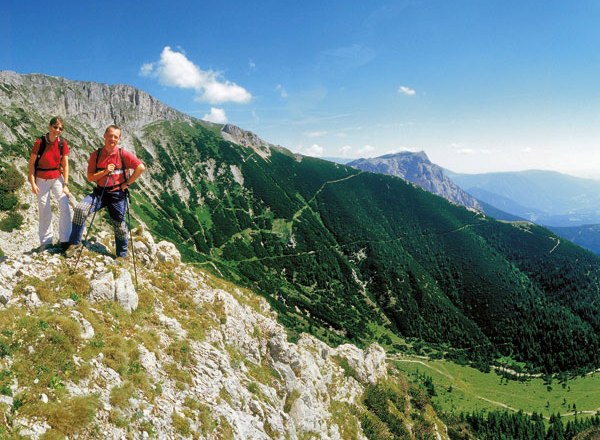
{"left": 4, "top": 1, "right": 600, "bottom": 177}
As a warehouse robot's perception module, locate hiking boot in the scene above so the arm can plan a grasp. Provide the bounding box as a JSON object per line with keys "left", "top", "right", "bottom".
{"left": 64, "top": 243, "right": 83, "bottom": 258}
{"left": 36, "top": 243, "right": 53, "bottom": 253}
{"left": 114, "top": 254, "right": 129, "bottom": 264}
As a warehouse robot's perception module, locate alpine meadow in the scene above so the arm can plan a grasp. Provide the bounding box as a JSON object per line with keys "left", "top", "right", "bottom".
{"left": 1, "top": 71, "right": 600, "bottom": 438}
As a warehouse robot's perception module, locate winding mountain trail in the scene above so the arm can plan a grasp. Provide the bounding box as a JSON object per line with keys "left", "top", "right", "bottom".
{"left": 292, "top": 172, "right": 365, "bottom": 222}
{"left": 549, "top": 237, "right": 561, "bottom": 253}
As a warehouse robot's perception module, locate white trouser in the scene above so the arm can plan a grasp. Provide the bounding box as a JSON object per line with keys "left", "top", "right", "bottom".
{"left": 36, "top": 176, "right": 73, "bottom": 245}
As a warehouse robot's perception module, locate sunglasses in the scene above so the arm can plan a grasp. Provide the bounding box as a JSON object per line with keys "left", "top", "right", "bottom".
{"left": 52, "top": 125, "right": 64, "bottom": 131}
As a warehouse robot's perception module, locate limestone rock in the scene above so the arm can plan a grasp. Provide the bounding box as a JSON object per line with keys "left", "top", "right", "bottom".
{"left": 0, "top": 286, "right": 11, "bottom": 305}
{"left": 156, "top": 240, "right": 181, "bottom": 263}
{"left": 89, "top": 268, "right": 138, "bottom": 312}
{"left": 115, "top": 269, "right": 138, "bottom": 312}
{"left": 89, "top": 271, "right": 115, "bottom": 302}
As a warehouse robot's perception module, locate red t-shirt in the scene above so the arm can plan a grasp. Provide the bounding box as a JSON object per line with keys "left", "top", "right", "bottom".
{"left": 88, "top": 147, "right": 142, "bottom": 187}
{"left": 31, "top": 135, "right": 69, "bottom": 179}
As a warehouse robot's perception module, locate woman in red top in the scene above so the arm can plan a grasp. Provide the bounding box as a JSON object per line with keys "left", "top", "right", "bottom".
{"left": 27, "top": 117, "right": 73, "bottom": 250}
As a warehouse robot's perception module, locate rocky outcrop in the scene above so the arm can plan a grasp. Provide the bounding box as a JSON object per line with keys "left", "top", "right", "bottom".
{"left": 221, "top": 123, "right": 272, "bottom": 159}
{"left": 349, "top": 151, "right": 483, "bottom": 212}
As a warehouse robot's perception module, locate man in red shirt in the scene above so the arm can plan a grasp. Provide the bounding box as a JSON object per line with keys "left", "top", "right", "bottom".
{"left": 66, "top": 125, "right": 145, "bottom": 258}
{"left": 28, "top": 116, "right": 72, "bottom": 250}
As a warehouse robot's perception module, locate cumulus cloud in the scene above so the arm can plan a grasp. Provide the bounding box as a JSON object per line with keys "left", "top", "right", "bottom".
{"left": 339, "top": 145, "right": 352, "bottom": 156}
{"left": 141, "top": 46, "right": 252, "bottom": 104}
{"left": 140, "top": 63, "right": 154, "bottom": 76}
{"left": 398, "top": 85, "right": 416, "bottom": 96}
{"left": 305, "top": 144, "right": 324, "bottom": 157}
{"left": 358, "top": 144, "right": 375, "bottom": 156}
{"left": 202, "top": 107, "right": 228, "bottom": 124}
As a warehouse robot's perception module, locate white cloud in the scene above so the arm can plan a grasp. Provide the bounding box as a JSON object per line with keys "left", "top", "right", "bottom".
{"left": 358, "top": 145, "right": 375, "bottom": 156}
{"left": 199, "top": 81, "right": 251, "bottom": 104}
{"left": 202, "top": 107, "right": 228, "bottom": 124}
{"left": 398, "top": 85, "right": 416, "bottom": 96}
{"left": 521, "top": 147, "right": 533, "bottom": 153}
{"left": 248, "top": 59, "right": 256, "bottom": 71}
{"left": 305, "top": 144, "right": 324, "bottom": 157}
{"left": 275, "top": 84, "right": 288, "bottom": 98}
{"left": 140, "top": 63, "right": 154, "bottom": 76}
{"left": 339, "top": 145, "right": 352, "bottom": 156}
{"left": 140, "top": 46, "right": 252, "bottom": 104}
{"left": 456, "top": 148, "right": 474, "bottom": 155}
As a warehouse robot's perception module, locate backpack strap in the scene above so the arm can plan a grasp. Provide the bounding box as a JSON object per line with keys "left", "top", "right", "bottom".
{"left": 95, "top": 148, "right": 129, "bottom": 189}
{"left": 34, "top": 136, "right": 65, "bottom": 173}
{"left": 119, "top": 147, "right": 129, "bottom": 182}
{"left": 94, "top": 147, "right": 103, "bottom": 171}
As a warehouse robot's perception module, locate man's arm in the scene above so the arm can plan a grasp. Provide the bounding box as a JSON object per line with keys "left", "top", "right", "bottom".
{"left": 120, "top": 163, "right": 145, "bottom": 190}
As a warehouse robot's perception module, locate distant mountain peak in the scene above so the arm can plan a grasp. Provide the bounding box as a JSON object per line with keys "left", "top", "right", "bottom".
{"left": 348, "top": 151, "right": 482, "bottom": 211}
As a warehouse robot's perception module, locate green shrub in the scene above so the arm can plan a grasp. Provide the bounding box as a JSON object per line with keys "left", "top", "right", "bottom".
{"left": 0, "top": 192, "right": 18, "bottom": 211}
{"left": 0, "top": 164, "right": 24, "bottom": 192}
{"left": 0, "top": 212, "right": 23, "bottom": 232}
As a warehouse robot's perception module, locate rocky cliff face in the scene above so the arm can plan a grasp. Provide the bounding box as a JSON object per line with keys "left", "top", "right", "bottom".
{"left": 221, "top": 124, "right": 272, "bottom": 160}
{"left": 348, "top": 152, "right": 482, "bottom": 212}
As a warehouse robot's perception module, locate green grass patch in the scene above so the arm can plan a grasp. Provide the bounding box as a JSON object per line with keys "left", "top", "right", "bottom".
{"left": 394, "top": 355, "right": 600, "bottom": 421}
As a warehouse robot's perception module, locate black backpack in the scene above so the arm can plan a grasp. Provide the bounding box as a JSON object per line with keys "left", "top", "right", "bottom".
{"left": 34, "top": 135, "right": 65, "bottom": 173}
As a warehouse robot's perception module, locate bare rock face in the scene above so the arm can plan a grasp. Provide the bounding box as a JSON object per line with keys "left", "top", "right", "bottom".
{"left": 0, "top": 70, "right": 192, "bottom": 137}
{"left": 349, "top": 151, "right": 483, "bottom": 211}
{"left": 221, "top": 123, "right": 272, "bottom": 159}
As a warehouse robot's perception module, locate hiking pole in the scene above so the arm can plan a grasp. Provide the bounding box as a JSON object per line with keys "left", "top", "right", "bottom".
{"left": 124, "top": 189, "right": 139, "bottom": 289}
{"left": 71, "top": 173, "right": 112, "bottom": 273}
